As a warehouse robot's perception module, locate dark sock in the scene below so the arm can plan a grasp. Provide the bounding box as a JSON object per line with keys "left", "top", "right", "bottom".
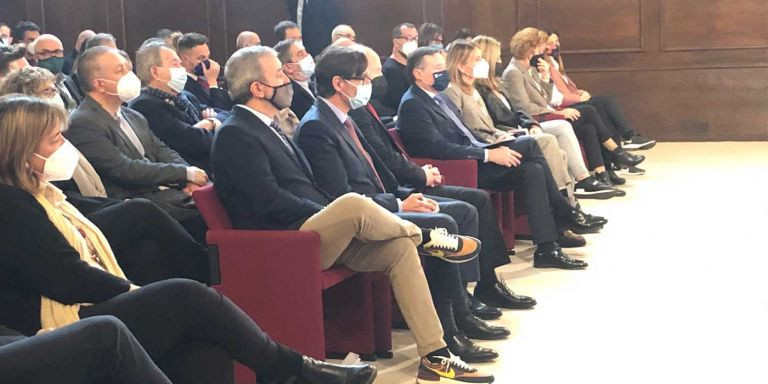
{"left": 426, "top": 347, "right": 451, "bottom": 362}
{"left": 420, "top": 228, "right": 432, "bottom": 245}
{"left": 537, "top": 241, "right": 557, "bottom": 254}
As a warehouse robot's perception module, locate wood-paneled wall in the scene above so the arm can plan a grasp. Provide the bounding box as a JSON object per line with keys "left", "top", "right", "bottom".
{"left": 4, "top": 0, "right": 767, "bottom": 141}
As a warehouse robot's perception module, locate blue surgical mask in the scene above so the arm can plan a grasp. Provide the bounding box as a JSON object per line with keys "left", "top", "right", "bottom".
{"left": 431, "top": 70, "right": 450, "bottom": 92}
{"left": 341, "top": 80, "right": 372, "bottom": 110}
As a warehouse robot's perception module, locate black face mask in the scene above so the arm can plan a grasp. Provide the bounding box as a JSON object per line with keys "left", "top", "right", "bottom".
{"left": 551, "top": 47, "right": 561, "bottom": 60}
{"left": 529, "top": 54, "right": 545, "bottom": 68}
{"left": 371, "top": 75, "right": 388, "bottom": 101}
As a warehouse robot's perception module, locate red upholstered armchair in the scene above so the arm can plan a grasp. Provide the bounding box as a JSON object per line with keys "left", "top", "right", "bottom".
{"left": 193, "top": 185, "right": 391, "bottom": 383}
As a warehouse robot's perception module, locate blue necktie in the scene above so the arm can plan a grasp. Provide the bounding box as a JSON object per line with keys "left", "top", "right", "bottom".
{"left": 435, "top": 95, "right": 486, "bottom": 147}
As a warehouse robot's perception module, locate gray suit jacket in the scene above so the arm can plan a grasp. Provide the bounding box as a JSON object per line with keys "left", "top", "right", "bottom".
{"left": 66, "top": 96, "right": 189, "bottom": 201}
{"left": 500, "top": 59, "right": 554, "bottom": 117}
{"left": 441, "top": 83, "right": 506, "bottom": 144}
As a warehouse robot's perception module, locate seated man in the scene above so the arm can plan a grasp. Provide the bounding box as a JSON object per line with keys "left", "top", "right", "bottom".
{"left": 213, "top": 45, "right": 494, "bottom": 382}
{"left": 379, "top": 23, "right": 419, "bottom": 116}
{"left": 63, "top": 33, "right": 119, "bottom": 106}
{"left": 331, "top": 24, "right": 356, "bottom": 43}
{"left": 274, "top": 38, "right": 317, "bottom": 120}
{"left": 274, "top": 20, "right": 302, "bottom": 42}
{"left": 398, "top": 46, "right": 596, "bottom": 270}
{"left": 30, "top": 34, "right": 77, "bottom": 111}
{"left": 130, "top": 42, "right": 217, "bottom": 173}
{"left": 236, "top": 31, "right": 261, "bottom": 49}
{"left": 177, "top": 33, "right": 232, "bottom": 111}
{"left": 66, "top": 46, "right": 209, "bottom": 243}
{"left": 296, "top": 45, "right": 512, "bottom": 363}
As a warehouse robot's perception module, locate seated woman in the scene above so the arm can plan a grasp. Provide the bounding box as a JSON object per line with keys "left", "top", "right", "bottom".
{"left": 0, "top": 94, "right": 376, "bottom": 384}
{"left": 0, "top": 67, "right": 210, "bottom": 285}
{"left": 501, "top": 27, "right": 644, "bottom": 192}
{"left": 471, "top": 35, "right": 617, "bottom": 201}
{"left": 441, "top": 40, "right": 603, "bottom": 246}
{"left": 544, "top": 30, "right": 656, "bottom": 153}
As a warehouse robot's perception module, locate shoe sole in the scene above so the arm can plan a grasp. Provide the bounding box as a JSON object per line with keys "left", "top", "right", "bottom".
{"left": 573, "top": 189, "right": 617, "bottom": 200}
{"left": 474, "top": 300, "right": 536, "bottom": 310}
{"left": 624, "top": 141, "right": 656, "bottom": 151}
{"left": 418, "top": 251, "right": 480, "bottom": 264}
{"left": 417, "top": 376, "right": 495, "bottom": 383}
{"left": 533, "top": 262, "right": 588, "bottom": 270}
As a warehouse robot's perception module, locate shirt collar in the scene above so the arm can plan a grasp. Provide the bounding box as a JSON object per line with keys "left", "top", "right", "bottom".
{"left": 237, "top": 104, "right": 274, "bottom": 127}
{"left": 319, "top": 97, "right": 348, "bottom": 124}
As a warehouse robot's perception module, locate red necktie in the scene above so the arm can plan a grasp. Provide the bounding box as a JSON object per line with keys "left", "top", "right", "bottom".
{"left": 366, "top": 103, "right": 383, "bottom": 125}
{"left": 344, "top": 118, "right": 385, "bottom": 191}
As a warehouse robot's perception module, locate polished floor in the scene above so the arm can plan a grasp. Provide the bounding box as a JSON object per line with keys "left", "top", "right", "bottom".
{"left": 369, "top": 142, "right": 768, "bottom": 383}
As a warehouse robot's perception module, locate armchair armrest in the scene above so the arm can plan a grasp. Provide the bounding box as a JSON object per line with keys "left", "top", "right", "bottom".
{"left": 411, "top": 158, "right": 478, "bottom": 189}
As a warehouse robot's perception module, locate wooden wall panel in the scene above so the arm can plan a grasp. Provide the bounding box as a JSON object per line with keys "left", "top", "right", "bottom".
{"left": 121, "top": 0, "right": 211, "bottom": 56}
{"left": 537, "top": 0, "right": 643, "bottom": 53}
{"left": 224, "top": 0, "right": 289, "bottom": 52}
{"left": 661, "top": 0, "right": 768, "bottom": 51}
{"left": 334, "top": 0, "right": 424, "bottom": 56}
{"left": 40, "top": 0, "right": 109, "bottom": 50}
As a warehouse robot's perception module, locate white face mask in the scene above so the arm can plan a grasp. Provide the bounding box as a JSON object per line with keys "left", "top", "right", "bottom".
{"left": 298, "top": 54, "right": 315, "bottom": 78}
{"left": 102, "top": 72, "right": 142, "bottom": 102}
{"left": 165, "top": 67, "right": 188, "bottom": 93}
{"left": 48, "top": 94, "right": 67, "bottom": 110}
{"left": 401, "top": 40, "right": 418, "bottom": 57}
{"left": 473, "top": 59, "right": 490, "bottom": 79}
{"left": 33, "top": 140, "right": 79, "bottom": 182}
{"left": 0, "top": 37, "right": 11, "bottom": 46}
{"left": 341, "top": 80, "right": 372, "bottom": 110}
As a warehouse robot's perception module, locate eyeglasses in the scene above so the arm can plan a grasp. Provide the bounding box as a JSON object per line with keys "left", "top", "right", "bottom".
{"left": 345, "top": 76, "right": 371, "bottom": 85}
{"left": 37, "top": 49, "right": 64, "bottom": 60}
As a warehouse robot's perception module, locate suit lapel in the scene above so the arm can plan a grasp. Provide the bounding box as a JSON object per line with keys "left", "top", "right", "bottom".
{"left": 84, "top": 98, "right": 142, "bottom": 159}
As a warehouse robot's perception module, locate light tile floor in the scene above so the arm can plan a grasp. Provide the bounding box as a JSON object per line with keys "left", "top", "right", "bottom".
{"left": 369, "top": 142, "right": 768, "bottom": 383}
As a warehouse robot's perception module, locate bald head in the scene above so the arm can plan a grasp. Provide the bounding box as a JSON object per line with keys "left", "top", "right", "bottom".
{"left": 32, "top": 34, "right": 63, "bottom": 54}
{"left": 236, "top": 31, "right": 261, "bottom": 49}
{"left": 75, "top": 30, "right": 95, "bottom": 52}
{"left": 359, "top": 45, "right": 382, "bottom": 78}
{"left": 332, "top": 37, "right": 356, "bottom": 47}
{"left": 331, "top": 24, "right": 356, "bottom": 43}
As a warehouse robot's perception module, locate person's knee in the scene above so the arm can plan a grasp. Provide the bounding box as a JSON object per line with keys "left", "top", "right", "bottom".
{"left": 157, "top": 278, "right": 211, "bottom": 301}
{"left": 78, "top": 315, "right": 130, "bottom": 350}
{"left": 336, "top": 193, "right": 375, "bottom": 214}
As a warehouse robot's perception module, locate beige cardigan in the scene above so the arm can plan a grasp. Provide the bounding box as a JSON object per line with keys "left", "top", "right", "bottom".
{"left": 441, "top": 83, "right": 507, "bottom": 144}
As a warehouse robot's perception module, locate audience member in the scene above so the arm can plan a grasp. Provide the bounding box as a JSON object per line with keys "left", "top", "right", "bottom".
{"left": 380, "top": 22, "right": 418, "bottom": 115}
{"left": 31, "top": 34, "right": 77, "bottom": 110}
{"left": 0, "top": 23, "right": 13, "bottom": 45}
{"left": 235, "top": 30, "right": 261, "bottom": 49}
{"left": 84, "top": 33, "right": 117, "bottom": 50}
{"left": 274, "top": 20, "right": 302, "bottom": 42}
{"left": 11, "top": 21, "right": 40, "bottom": 47}
{"left": 331, "top": 24, "right": 356, "bottom": 42}
{"left": 0, "top": 45, "right": 29, "bottom": 79}
{"left": 62, "top": 29, "right": 94, "bottom": 75}
{"left": 418, "top": 22, "right": 444, "bottom": 48}
{"left": 274, "top": 38, "right": 316, "bottom": 121}
{"left": 177, "top": 32, "right": 233, "bottom": 111}
{"left": 64, "top": 33, "right": 118, "bottom": 106}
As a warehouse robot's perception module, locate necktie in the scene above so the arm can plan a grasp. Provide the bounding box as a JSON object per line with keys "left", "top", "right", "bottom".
{"left": 196, "top": 75, "right": 210, "bottom": 92}
{"left": 344, "top": 118, "right": 385, "bottom": 191}
{"left": 269, "top": 120, "right": 295, "bottom": 154}
{"left": 434, "top": 95, "right": 486, "bottom": 147}
{"left": 367, "top": 104, "right": 408, "bottom": 159}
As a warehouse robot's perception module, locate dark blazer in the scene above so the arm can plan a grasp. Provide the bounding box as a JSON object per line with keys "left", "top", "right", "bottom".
{"left": 211, "top": 105, "right": 331, "bottom": 230}
{"left": 476, "top": 84, "right": 538, "bottom": 130}
{"left": 290, "top": 80, "right": 316, "bottom": 120}
{"left": 397, "top": 85, "right": 487, "bottom": 161}
{"left": 286, "top": 0, "right": 339, "bottom": 56}
{"left": 294, "top": 100, "right": 406, "bottom": 213}
{"left": 129, "top": 90, "right": 214, "bottom": 172}
{"left": 184, "top": 76, "right": 233, "bottom": 112}
{"left": 349, "top": 105, "right": 427, "bottom": 190}
{"left": 66, "top": 96, "right": 189, "bottom": 200}
{"left": 0, "top": 185, "right": 131, "bottom": 336}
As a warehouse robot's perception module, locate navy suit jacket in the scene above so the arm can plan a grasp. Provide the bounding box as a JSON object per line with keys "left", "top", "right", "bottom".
{"left": 184, "top": 76, "right": 233, "bottom": 112}
{"left": 211, "top": 105, "right": 330, "bottom": 230}
{"left": 294, "top": 100, "right": 410, "bottom": 213}
{"left": 397, "top": 85, "right": 487, "bottom": 161}
{"left": 289, "top": 80, "right": 316, "bottom": 120}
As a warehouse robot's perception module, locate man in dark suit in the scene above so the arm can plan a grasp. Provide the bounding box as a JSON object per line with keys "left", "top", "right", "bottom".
{"left": 295, "top": 46, "right": 511, "bottom": 363}
{"left": 212, "top": 45, "right": 494, "bottom": 381}
{"left": 130, "top": 42, "right": 217, "bottom": 173}
{"left": 398, "top": 46, "right": 596, "bottom": 270}
{"left": 351, "top": 44, "right": 537, "bottom": 317}
{"left": 274, "top": 38, "right": 317, "bottom": 120}
{"left": 285, "top": 0, "right": 339, "bottom": 56}
{"left": 177, "top": 33, "right": 233, "bottom": 111}
{"left": 66, "top": 47, "right": 209, "bottom": 242}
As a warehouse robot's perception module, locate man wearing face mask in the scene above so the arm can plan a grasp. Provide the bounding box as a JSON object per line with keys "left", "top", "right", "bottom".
{"left": 177, "top": 33, "right": 233, "bottom": 112}
{"left": 380, "top": 23, "right": 419, "bottom": 116}
{"left": 130, "top": 42, "right": 218, "bottom": 173}
{"left": 32, "top": 34, "right": 76, "bottom": 111}
{"left": 0, "top": 23, "right": 12, "bottom": 46}
{"left": 274, "top": 38, "right": 317, "bottom": 120}
{"left": 66, "top": 47, "right": 209, "bottom": 243}
{"left": 399, "top": 46, "right": 595, "bottom": 270}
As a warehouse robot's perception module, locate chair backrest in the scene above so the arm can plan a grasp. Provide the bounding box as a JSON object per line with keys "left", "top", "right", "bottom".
{"left": 192, "top": 184, "right": 233, "bottom": 230}
{"left": 387, "top": 128, "right": 411, "bottom": 160}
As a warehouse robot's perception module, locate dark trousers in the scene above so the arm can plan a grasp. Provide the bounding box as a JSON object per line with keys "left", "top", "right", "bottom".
{"left": 87, "top": 198, "right": 210, "bottom": 285}
{"left": 79, "top": 279, "right": 303, "bottom": 383}
{"left": 0, "top": 316, "right": 172, "bottom": 384}
{"left": 569, "top": 103, "right": 618, "bottom": 170}
{"left": 587, "top": 95, "right": 635, "bottom": 140}
{"left": 477, "top": 136, "right": 571, "bottom": 244}
{"left": 425, "top": 185, "right": 510, "bottom": 285}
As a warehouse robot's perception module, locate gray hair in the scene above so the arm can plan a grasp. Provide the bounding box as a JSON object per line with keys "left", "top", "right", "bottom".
{"left": 77, "top": 46, "right": 116, "bottom": 92}
{"left": 84, "top": 33, "right": 116, "bottom": 51}
{"left": 225, "top": 45, "right": 275, "bottom": 104}
{"left": 273, "top": 38, "right": 299, "bottom": 64}
{"left": 135, "top": 42, "right": 171, "bottom": 86}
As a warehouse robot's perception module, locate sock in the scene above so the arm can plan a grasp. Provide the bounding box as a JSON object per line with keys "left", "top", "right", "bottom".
{"left": 426, "top": 347, "right": 451, "bottom": 362}
{"left": 537, "top": 241, "right": 557, "bottom": 254}
{"left": 420, "top": 228, "right": 432, "bottom": 245}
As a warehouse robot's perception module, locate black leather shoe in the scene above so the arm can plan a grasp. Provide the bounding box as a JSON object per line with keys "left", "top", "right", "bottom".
{"left": 574, "top": 204, "right": 608, "bottom": 226}
{"left": 467, "top": 292, "right": 502, "bottom": 320}
{"left": 596, "top": 172, "right": 626, "bottom": 197}
{"left": 612, "top": 148, "right": 645, "bottom": 167}
{"left": 564, "top": 208, "right": 603, "bottom": 233}
{"left": 295, "top": 356, "right": 377, "bottom": 384}
{"left": 444, "top": 333, "right": 499, "bottom": 363}
{"left": 558, "top": 230, "right": 586, "bottom": 248}
{"left": 474, "top": 281, "right": 537, "bottom": 309}
{"left": 456, "top": 313, "right": 510, "bottom": 340}
{"left": 608, "top": 169, "right": 626, "bottom": 185}
{"left": 533, "top": 247, "right": 588, "bottom": 270}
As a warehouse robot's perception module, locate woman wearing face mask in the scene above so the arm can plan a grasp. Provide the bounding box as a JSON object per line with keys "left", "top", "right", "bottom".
{"left": 418, "top": 22, "right": 445, "bottom": 50}
{"left": 0, "top": 94, "right": 377, "bottom": 384}
{"left": 472, "top": 35, "right": 618, "bottom": 200}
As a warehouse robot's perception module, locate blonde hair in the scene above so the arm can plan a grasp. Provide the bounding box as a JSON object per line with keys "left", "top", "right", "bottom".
{"left": 509, "top": 27, "right": 546, "bottom": 59}
{"left": 0, "top": 66, "right": 56, "bottom": 96}
{"left": 446, "top": 40, "right": 479, "bottom": 88}
{"left": 0, "top": 94, "right": 67, "bottom": 193}
{"left": 472, "top": 35, "right": 502, "bottom": 92}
